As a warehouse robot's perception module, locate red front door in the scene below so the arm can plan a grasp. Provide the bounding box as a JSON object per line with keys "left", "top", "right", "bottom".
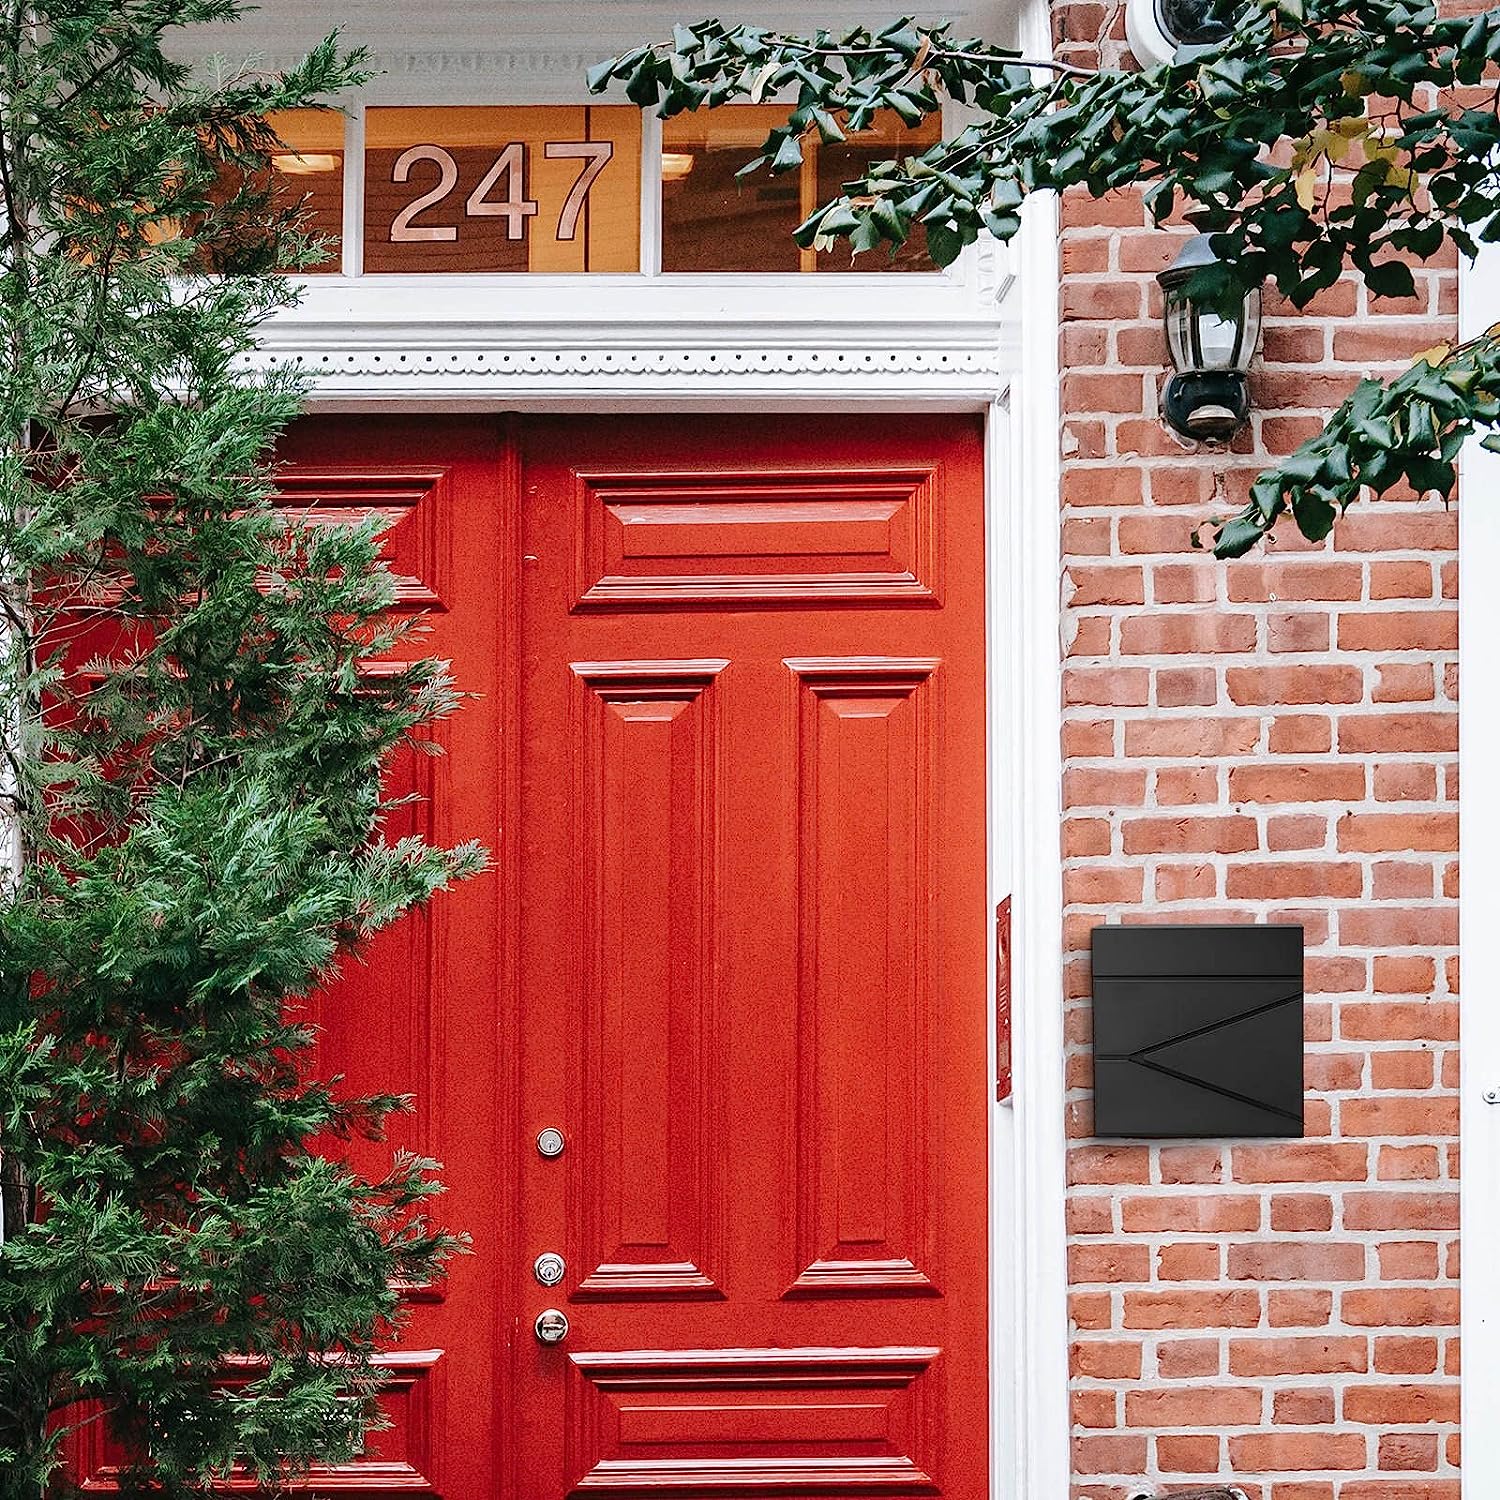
{"left": 512, "top": 415, "right": 989, "bottom": 1498}
{"left": 70, "top": 413, "right": 990, "bottom": 1497}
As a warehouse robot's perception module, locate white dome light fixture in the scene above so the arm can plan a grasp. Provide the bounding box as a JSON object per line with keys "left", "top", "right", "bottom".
{"left": 1126, "top": 0, "right": 1239, "bottom": 67}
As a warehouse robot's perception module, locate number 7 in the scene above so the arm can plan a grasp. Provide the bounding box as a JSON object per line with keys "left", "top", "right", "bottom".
{"left": 544, "top": 141, "right": 614, "bottom": 242}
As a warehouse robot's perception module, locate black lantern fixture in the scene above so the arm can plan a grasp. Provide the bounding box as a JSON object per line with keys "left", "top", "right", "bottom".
{"left": 1156, "top": 232, "right": 1261, "bottom": 443}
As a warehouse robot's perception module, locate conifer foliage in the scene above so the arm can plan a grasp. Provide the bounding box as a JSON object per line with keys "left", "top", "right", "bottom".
{"left": 0, "top": 4, "right": 479, "bottom": 1493}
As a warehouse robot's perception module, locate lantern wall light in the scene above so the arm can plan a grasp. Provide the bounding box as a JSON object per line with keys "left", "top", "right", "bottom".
{"left": 1156, "top": 232, "right": 1262, "bottom": 444}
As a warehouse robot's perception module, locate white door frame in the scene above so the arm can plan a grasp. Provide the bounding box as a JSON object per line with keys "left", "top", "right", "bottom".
{"left": 268, "top": 313, "right": 1072, "bottom": 1498}
{"left": 1459, "top": 243, "right": 1497, "bottom": 1500}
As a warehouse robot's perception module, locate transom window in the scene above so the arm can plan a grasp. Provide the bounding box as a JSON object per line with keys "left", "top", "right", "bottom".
{"left": 267, "top": 104, "right": 941, "bottom": 276}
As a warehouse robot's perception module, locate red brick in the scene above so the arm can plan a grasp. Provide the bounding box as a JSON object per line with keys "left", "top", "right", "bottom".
{"left": 1338, "top": 905, "right": 1457, "bottom": 948}
{"left": 1157, "top": 1434, "right": 1222, "bottom": 1473}
{"left": 1268, "top": 715, "right": 1332, "bottom": 753}
{"left": 1270, "top": 1194, "right": 1334, "bottom": 1232}
{"left": 1267, "top": 814, "right": 1328, "bottom": 851}
{"left": 1336, "top": 811, "right": 1457, "bottom": 852}
{"left": 1273, "top": 1387, "right": 1335, "bottom": 1424}
{"left": 1369, "top": 1049, "right": 1436, "bottom": 1089}
{"left": 1152, "top": 562, "right": 1218, "bottom": 603}
{"left": 1064, "top": 818, "right": 1113, "bottom": 857}
{"left": 1065, "top": 667, "right": 1150, "bottom": 707}
{"left": 1338, "top": 609, "right": 1456, "bottom": 651}
{"left": 1346, "top": 1190, "right": 1457, "bottom": 1231}
{"left": 1377, "top": 1241, "right": 1441, "bottom": 1280}
{"left": 1120, "top": 1194, "right": 1262, "bottom": 1233}
{"left": 1373, "top": 762, "right": 1439, "bottom": 801}
{"left": 1232, "top": 1143, "right": 1369, "bottom": 1181}
{"left": 1155, "top": 863, "right": 1217, "bottom": 901}
{"left": 1230, "top": 1432, "right": 1368, "bottom": 1472}
{"left": 1343, "top": 1287, "right": 1459, "bottom": 1326}
{"left": 1126, "top": 717, "right": 1260, "bottom": 756}
{"left": 1124, "top": 1289, "right": 1261, "bottom": 1329}
{"left": 1343, "top": 1000, "right": 1454, "bottom": 1040}
{"left": 1068, "top": 1243, "right": 1151, "bottom": 1283}
{"left": 1156, "top": 1241, "right": 1220, "bottom": 1279}
{"left": 1125, "top": 1387, "right": 1262, "bottom": 1427}
{"left": 1071, "top": 1340, "right": 1142, "bottom": 1380}
{"left": 1068, "top": 1145, "right": 1152, "bottom": 1184}
{"left": 1378, "top": 1144, "right": 1441, "bottom": 1180}
{"left": 1338, "top": 712, "right": 1457, "bottom": 753}
{"left": 1156, "top": 666, "right": 1217, "bottom": 707}
{"left": 1228, "top": 1241, "right": 1365, "bottom": 1281}
{"left": 1268, "top": 1289, "right": 1334, "bottom": 1327}
{"left": 1373, "top": 662, "right": 1435, "bottom": 701}
{"left": 1071, "top": 1388, "right": 1118, "bottom": 1428}
{"left": 1122, "top": 816, "right": 1258, "bottom": 854}
{"left": 1267, "top": 609, "right": 1331, "bottom": 652}
{"left": 1118, "top": 612, "right": 1257, "bottom": 654}
{"left": 1157, "top": 1337, "right": 1222, "bottom": 1377}
{"left": 1072, "top": 1433, "right": 1149, "bottom": 1474}
{"left": 1225, "top": 861, "right": 1361, "bottom": 899}
{"left": 1158, "top": 1146, "right": 1223, "bottom": 1183}
{"left": 1155, "top": 766, "right": 1219, "bottom": 804}
{"left": 1344, "top": 1383, "right": 1459, "bottom": 1424}
{"left": 1227, "top": 763, "right": 1365, "bottom": 802}
{"left": 1374, "top": 1335, "right": 1440, "bottom": 1374}
{"left": 1340, "top": 1094, "right": 1458, "bottom": 1137}
{"left": 1226, "top": 665, "right": 1363, "bottom": 704}
{"left": 1378, "top": 1433, "right": 1440, "bottom": 1472}
{"left": 1227, "top": 561, "right": 1361, "bottom": 603}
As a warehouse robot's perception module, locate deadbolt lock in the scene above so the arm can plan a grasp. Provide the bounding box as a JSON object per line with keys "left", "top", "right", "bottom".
{"left": 533, "top": 1251, "right": 565, "bottom": 1287}
{"left": 536, "top": 1127, "right": 565, "bottom": 1158}
{"left": 534, "top": 1308, "right": 569, "bottom": 1345}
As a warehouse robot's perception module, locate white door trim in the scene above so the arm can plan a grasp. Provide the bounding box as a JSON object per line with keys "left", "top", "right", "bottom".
{"left": 1459, "top": 243, "right": 1497, "bottom": 1500}
{"left": 990, "top": 188, "right": 1071, "bottom": 1500}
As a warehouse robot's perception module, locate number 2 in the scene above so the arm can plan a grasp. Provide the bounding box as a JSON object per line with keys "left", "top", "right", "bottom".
{"left": 390, "top": 145, "right": 459, "bottom": 243}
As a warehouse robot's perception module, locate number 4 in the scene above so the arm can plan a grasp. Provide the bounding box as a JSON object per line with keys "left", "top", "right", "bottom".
{"left": 544, "top": 141, "right": 614, "bottom": 242}
{"left": 466, "top": 142, "right": 538, "bottom": 241}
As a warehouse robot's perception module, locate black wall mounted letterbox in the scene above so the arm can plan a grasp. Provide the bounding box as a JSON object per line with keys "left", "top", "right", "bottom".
{"left": 1091, "top": 924, "right": 1304, "bottom": 1139}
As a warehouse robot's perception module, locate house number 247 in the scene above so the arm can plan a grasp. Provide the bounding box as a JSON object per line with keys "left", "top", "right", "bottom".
{"left": 389, "top": 141, "right": 614, "bottom": 243}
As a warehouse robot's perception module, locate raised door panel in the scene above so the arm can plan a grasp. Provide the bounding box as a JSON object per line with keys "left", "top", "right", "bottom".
{"left": 74, "top": 1353, "right": 444, "bottom": 1496}
{"left": 568, "top": 662, "right": 727, "bottom": 1302}
{"left": 564, "top": 1348, "right": 940, "bottom": 1496}
{"left": 573, "top": 468, "right": 938, "bottom": 607}
{"left": 785, "top": 659, "right": 942, "bottom": 1300}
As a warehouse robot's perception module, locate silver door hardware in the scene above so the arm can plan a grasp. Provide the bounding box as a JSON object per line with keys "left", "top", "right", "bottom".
{"left": 1485, "top": 1088, "right": 1500, "bottom": 1104}
{"left": 533, "top": 1252, "right": 565, "bottom": 1287}
{"left": 534, "top": 1308, "right": 569, "bottom": 1345}
{"left": 536, "top": 1127, "right": 565, "bottom": 1158}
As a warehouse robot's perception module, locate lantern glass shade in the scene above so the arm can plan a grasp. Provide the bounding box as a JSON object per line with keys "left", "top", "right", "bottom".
{"left": 1163, "top": 284, "right": 1259, "bottom": 374}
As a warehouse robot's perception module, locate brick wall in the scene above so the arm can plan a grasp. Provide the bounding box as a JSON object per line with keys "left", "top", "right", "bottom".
{"left": 1054, "top": 10, "right": 1461, "bottom": 1496}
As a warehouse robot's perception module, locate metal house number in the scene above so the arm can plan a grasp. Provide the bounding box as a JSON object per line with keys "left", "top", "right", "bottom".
{"left": 390, "top": 140, "right": 615, "bottom": 245}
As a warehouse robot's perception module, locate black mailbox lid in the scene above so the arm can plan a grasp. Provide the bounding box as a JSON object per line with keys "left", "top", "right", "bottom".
{"left": 1092, "top": 922, "right": 1303, "bottom": 979}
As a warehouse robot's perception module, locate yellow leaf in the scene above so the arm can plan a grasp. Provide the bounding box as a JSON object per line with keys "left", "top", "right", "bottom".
{"left": 1294, "top": 167, "right": 1319, "bottom": 210}
{"left": 1341, "top": 69, "right": 1366, "bottom": 96}
{"left": 911, "top": 33, "right": 933, "bottom": 73}
{"left": 1413, "top": 342, "right": 1451, "bottom": 366}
